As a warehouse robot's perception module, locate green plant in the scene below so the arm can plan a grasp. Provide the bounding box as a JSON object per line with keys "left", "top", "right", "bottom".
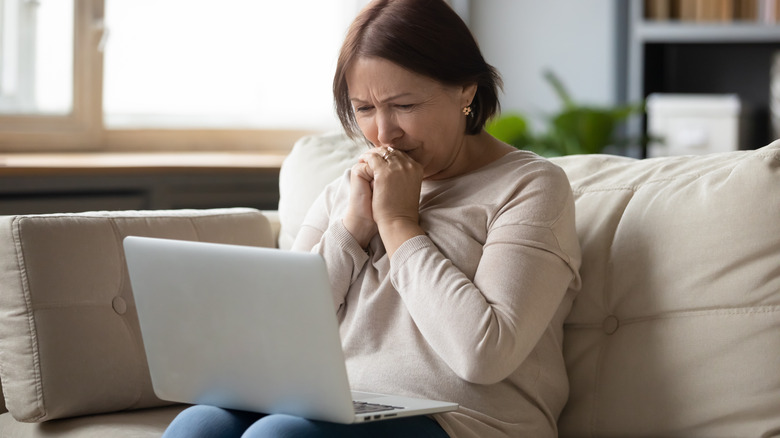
{"left": 486, "top": 70, "right": 644, "bottom": 156}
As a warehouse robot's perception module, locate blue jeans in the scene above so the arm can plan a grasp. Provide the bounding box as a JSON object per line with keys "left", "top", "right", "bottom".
{"left": 163, "top": 405, "right": 450, "bottom": 438}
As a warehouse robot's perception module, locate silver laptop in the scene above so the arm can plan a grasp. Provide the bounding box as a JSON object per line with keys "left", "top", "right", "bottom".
{"left": 123, "top": 236, "right": 457, "bottom": 424}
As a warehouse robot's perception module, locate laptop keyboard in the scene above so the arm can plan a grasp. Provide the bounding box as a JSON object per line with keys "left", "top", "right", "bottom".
{"left": 353, "top": 401, "right": 403, "bottom": 414}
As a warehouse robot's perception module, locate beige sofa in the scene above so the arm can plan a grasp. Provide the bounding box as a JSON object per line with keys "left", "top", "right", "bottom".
{"left": 0, "top": 133, "right": 778, "bottom": 437}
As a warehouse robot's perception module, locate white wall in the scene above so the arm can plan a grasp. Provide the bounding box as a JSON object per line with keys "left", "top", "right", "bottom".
{"left": 471, "top": 0, "right": 619, "bottom": 126}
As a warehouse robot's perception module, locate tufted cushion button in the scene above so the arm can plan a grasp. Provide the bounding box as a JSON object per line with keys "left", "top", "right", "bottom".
{"left": 602, "top": 315, "right": 619, "bottom": 335}
{"left": 112, "top": 296, "right": 127, "bottom": 315}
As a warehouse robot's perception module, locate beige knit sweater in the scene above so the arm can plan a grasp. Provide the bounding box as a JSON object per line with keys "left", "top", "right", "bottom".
{"left": 293, "top": 150, "right": 582, "bottom": 438}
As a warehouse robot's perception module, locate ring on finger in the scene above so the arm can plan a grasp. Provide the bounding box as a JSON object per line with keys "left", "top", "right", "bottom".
{"left": 382, "top": 146, "right": 395, "bottom": 160}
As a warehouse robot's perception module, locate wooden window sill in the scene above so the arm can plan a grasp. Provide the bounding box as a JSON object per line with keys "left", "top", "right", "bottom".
{"left": 0, "top": 151, "right": 287, "bottom": 176}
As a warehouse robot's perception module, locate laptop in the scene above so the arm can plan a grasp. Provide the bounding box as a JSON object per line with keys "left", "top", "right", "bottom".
{"left": 123, "top": 236, "right": 458, "bottom": 424}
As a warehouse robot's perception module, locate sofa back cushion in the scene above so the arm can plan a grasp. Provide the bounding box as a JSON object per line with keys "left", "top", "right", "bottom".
{"left": 552, "top": 143, "right": 780, "bottom": 437}
{"left": 278, "top": 132, "right": 364, "bottom": 249}
{"left": 0, "top": 208, "right": 273, "bottom": 422}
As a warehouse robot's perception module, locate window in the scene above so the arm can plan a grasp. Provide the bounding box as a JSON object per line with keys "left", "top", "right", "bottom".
{"left": 102, "top": 0, "right": 354, "bottom": 131}
{"left": 0, "top": 0, "right": 367, "bottom": 152}
{"left": 0, "top": 0, "right": 101, "bottom": 151}
{"left": 0, "top": 0, "right": 74, "bottom": 115}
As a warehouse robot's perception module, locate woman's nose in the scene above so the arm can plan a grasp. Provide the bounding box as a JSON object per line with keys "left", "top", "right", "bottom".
{"left": 375, "top": 111, "right": 402, "bottom": 146}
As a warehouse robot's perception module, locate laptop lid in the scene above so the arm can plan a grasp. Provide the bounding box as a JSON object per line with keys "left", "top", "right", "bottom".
{"left": 124, "top": 236, "right": 358, "bottom": 423}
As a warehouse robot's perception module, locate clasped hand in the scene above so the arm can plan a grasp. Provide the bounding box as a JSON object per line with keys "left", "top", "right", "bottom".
{"left": 343, "top": 146, "right": 425, "bottom": 256}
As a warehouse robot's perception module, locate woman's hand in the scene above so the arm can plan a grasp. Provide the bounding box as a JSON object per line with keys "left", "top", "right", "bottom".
{"left": 359, "top": 146, "right": 426, "bottom": 257}
{"left": 343, "top": 159, "right": 378, "bottom": 248}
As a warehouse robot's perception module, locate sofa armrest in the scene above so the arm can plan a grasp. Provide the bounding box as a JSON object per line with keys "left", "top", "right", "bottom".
{"left": 260, "top": 210, "right": 281, "bottom": 249}
{"left": 0, "top": 208, "right": 274, "bottom": 423}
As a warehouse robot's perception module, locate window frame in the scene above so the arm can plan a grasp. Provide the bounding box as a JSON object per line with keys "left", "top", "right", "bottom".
{"left": 0, "top": 0, "right": 315, "bottom": 154}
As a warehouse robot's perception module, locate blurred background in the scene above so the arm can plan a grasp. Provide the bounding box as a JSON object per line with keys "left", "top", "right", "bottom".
{"left": 2, "top": 0, "right": 778, "bottom": 153}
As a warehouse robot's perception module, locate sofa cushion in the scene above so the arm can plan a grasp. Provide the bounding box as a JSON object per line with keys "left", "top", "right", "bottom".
{"left": 0, "top": 406, "right": 187, "bottom": 437}
{"left": 553, "top": 142, "right": 780, "bottom": 437}
{"left": 0, "top": 208, "right": 273, "bottom": 422}
{"left": 278, "top": 131, "right": 364, "bottom": 249}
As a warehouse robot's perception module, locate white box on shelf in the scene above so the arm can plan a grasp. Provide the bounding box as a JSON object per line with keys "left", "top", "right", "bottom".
{"left": 646, "top": 94, "right": 744, "bottom": 157}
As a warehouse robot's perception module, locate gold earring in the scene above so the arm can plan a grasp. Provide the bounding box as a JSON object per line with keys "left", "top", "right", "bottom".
{"left": 462, "top": 105, "right": 473, "bottom": 117}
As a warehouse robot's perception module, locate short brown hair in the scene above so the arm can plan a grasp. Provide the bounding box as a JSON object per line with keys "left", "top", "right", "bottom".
{"left": 333, "top": 0, "right": 502, "bottom": 139}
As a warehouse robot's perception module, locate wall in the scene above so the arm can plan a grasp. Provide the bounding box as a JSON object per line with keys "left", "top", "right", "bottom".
{"left": 470, "top": 0, "right": 621, "bottom": 129}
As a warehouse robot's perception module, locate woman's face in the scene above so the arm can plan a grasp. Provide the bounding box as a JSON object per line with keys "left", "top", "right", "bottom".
{"left": 345, "top": 57, "right": 476, "bottom": 179}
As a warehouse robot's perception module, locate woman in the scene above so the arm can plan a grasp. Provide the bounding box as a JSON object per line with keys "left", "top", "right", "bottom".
{"left": 164, "top": 0, "right": 581, "bottom": 436}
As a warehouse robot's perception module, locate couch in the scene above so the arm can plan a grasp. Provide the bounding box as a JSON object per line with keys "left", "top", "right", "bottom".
{"left": 0, "top": 132, "right": 778, "bottom": 437}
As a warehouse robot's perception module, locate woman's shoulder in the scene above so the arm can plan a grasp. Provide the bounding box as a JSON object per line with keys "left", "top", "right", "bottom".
{"left": 488, "top": 150, "right": 575, "bottom": 221}
{"left": 434, "top": 148, "right": 570, "bottom": 195}
{"left": 486, "top": 149, "right": 570, "bottom": 186}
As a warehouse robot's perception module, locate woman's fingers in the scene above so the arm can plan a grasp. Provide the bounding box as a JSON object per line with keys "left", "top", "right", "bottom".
{"left": 344, "top": 161, "right": 379, "bottom": 247}
{"left": 360, "top": 147, "right": 423, "bottom": 224}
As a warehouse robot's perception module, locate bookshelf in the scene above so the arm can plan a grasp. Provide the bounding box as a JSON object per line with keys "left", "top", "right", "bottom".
{"left": 636, "top": 22, "right": 780, "bottom": 42}
{"left": 627, "top": 0, "right": 780, "bottom": 155}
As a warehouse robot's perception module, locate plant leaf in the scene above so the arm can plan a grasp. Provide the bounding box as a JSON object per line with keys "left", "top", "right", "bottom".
{"left": 543, "top": 70, "right": 574, "bottom": 108}
{"left": 485, "top": 113, "right": 530, "bottom": 146}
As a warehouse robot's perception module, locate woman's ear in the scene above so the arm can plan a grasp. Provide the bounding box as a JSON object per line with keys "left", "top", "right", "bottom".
{"left": 461, "top": 83, "right": 478, "bottom": 106}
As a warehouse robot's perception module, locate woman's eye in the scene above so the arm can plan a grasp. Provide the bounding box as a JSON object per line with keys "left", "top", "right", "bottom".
{"left": 396, "top": 104, "right": 414, "bottom": 110}
{"left": 355, "top": 106, "right": 373, "bottom": 113}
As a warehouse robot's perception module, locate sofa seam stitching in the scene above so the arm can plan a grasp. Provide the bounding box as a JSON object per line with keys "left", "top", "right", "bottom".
{"left": 565, "top": 305, "right": 780, "bottom": 330}
{"left": 11, "top": 217, "right": 47, "bottom": 422}
{"left": 569, "top": 149, "right": 780, "bottom": 195}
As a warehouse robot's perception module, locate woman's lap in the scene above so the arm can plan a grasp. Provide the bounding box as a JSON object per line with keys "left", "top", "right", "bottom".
{"left": 162, "top": 405, "right": 260, "bottom": 437}
{"left": 163, "top": 405, "right": 449, "bottom": 438}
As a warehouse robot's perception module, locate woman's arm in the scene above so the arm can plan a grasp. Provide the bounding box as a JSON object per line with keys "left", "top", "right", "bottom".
{"left": 390, "top": 168, "right": 581, "bottom": 385}
{"left": 292, "top": 174, "right": 370, "bottom": 313}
